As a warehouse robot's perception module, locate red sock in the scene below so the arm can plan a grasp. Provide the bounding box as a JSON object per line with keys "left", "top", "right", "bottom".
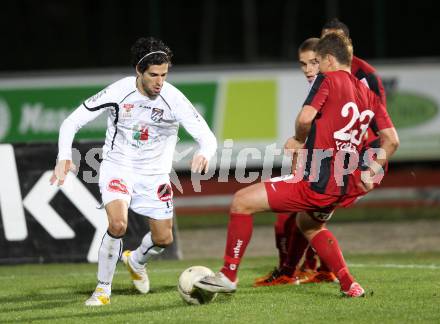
{"left": 281, "top": 221, "right": 308, "bottom": 276}
{"left": 303, "top": 246, "right": 318, "bottom": 271}
{"left": 221, "top": 213, "right": 253, "bottom": 282}
{"left": 310, "top": 229, "right": 354, "bottom": 291}
{"left": 274, "top": 213, "right": 290, "bottom": 267}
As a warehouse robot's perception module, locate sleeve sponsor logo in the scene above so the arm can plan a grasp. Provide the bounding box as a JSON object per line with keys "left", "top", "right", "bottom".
{"left": 87, "top": 88, "right": 107, "bottom": 103}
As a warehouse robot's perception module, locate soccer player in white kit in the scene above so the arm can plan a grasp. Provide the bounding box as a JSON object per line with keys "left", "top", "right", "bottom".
{"left": 50, "top": 37, "right": 217, "bottom": 306}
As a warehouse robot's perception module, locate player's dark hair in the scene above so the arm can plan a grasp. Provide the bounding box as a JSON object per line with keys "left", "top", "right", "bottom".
{"left": 298, "top": 37, "right": 320, "bottom": 54}
{"left": 131, "top": 37, "right": 173, "bottom": 73}
{"left": 316, "top": 33, "right": 352, "bottom": 66}
{"left": 321, "top": 18, "right": 350, "bottom": 38}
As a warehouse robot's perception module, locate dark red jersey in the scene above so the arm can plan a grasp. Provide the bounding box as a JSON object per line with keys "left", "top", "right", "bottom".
{"left": 351, "top": 56, "right": 386, "bottom": 104}
{"left": 302, "top": 70, "right": 393, "bottom": 196}
{"left": 352, "top": 56, "right": 387, "bottom": 149}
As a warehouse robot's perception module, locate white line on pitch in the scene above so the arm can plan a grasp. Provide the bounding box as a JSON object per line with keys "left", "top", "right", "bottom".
{"left": 348, "top": 263, "right": 440, "bottom": 270}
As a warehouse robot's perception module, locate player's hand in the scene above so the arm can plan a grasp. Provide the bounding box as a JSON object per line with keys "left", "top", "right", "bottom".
{"left": 284, "top": 136, "right": 304, "bottom": 154}
{"left": 284, "top": 137, "right": 304, "bottom": 172}
{"left": 49, "top": 159, "right": 76, "bottom": 186}
{"left": 357, "top": 179, "right": 374, "bottom": 193}
{"left": 358, "top": 169, "right": 375, "bottom": 193}
{"left": 191, "top": 154, "right": 209, "bottom": 174}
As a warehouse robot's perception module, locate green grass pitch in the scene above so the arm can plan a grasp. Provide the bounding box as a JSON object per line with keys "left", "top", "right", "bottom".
{"left": 1, "top": 253, "right": 439, "bottom": 323}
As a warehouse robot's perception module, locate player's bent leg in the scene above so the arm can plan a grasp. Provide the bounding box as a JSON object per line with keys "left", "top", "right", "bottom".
{"left": 275, "top": 213, "right": 291, "bottom": 267}
{"left": 295, "top": 211, "right": 326, "bottom": 240}
{"left": 149, "top": 218, "right": 174, "bottom": 247}
{"left": 255, "top": 213, "right": 309, "bottom": 287}
{"left": 105, "top": 199, "right": 129, "bottom": 237}
{"left": 123, "top": 218, "right": 173, "bottom": 294}
{"left": 254, "top": 213, "right": 295, "bottom": 286}
{"left": 122, "top": 249, "right": 150, "bottom": 294}
{"left": 281, "top": 213, "right": 308, "bottom": 276}
{"left": 86, "top": 199, "right": 128, "bottom": 306}
{"left": 297, "top": 212, "right": 364, "bottom": 297}
{"left": 197, "top": 183, "right": 272, "bottom": 294}
{"left": 302, "top": 245, "right": 318, "bottom": 272}
{"left": 230, "top": 182, "right": 271, "bottom": 214}
{"left": 291, "top": 212, "right": 324, "bottom": 283}
{"left": 226, "top": 182, "right": 271, "bottom": 278}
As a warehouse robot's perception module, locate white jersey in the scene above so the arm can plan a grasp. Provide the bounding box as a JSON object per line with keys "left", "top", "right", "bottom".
{"left": 58, "top": 76, "right": 217, "bottom": 175}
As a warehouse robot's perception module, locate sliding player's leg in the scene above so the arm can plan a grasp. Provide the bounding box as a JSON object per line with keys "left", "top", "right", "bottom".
{"left": 255, "top": 212, "right": 308, "bottom": 287}
{"left": 195, "top": 182, "right": 271, "bottom": 293}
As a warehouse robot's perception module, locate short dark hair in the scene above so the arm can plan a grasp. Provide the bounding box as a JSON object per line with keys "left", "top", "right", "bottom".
{"left": 298, "top": 37, "right": 320, "bottom": 54}
{"left": 321, "top": 18, "right": 350, "bottom": 38}
{"left": 316, "top": 33, "right": 352, "bottom": 66}
{"left": 131, "top": 37, "right": 173, "bottom": 73}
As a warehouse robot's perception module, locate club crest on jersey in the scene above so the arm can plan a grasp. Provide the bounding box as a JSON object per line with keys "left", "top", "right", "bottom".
{"left": 108, "top": 178, "right": 129, "bottom": 194}
{"left": 151, "top": 108, "right": 164, "bottom": 122}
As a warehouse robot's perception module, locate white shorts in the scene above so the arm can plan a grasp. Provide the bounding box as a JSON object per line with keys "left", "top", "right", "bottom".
{"left": 98, "top": 160, "right": 173, "bottom": 220}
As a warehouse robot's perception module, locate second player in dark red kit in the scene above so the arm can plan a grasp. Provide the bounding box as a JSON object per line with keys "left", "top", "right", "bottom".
{"left": 254, "top": 38, "right": 337, "bottom": 287}
{"left": 257, "top": 19, "right": 391, "bottom": 287}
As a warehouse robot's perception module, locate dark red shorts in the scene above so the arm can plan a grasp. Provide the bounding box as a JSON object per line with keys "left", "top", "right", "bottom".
{"left": 264, "top": 175, "right": 365, "bottom": 222}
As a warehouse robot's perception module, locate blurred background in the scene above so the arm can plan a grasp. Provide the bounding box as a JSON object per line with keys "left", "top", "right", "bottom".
{"left": 1, "top": 0, "right": 440, "bottom": 70}
{"left": 0, "top": 0, "right": 439, "bottom": 263}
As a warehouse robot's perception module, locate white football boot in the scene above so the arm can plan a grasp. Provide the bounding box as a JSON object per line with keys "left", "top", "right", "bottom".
{"left": 194, "top": 272, "right": 237, "bottom": 293}
{"left": 84, "top": 288, "right": 110, "bottom": 306}
{"left": 121, "top": 250, "right": 150, "bottom": 294}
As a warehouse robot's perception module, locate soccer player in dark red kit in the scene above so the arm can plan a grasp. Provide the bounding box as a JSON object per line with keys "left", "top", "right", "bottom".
{"left": 195, "top": 33, "right": 399, "bottom": 298}
{"left": 254, "top": 38, "right": 337, "bottom": 287}
{"left": 255, "top": 19, "right": 389, "bottom": 287}
{"left": 322, "top": 18, "right": 387, "bottom": 155}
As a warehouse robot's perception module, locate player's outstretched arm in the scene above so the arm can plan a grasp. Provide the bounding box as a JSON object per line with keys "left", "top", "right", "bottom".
{"left": 176, "top": 97, "right": 217, "bottom": 174}
{"left": 52, "top": 100, "right": 107, "bottom": 185}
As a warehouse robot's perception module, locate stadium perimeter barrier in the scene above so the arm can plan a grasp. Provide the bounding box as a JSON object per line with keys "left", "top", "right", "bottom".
{"left": 0, "top": 142, "right": 182, "bottom": 264}
{"left": 1, "top": 61, "right": 440, "bottom": 263}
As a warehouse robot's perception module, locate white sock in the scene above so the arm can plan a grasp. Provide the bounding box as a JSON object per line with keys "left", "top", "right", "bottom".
{"left": 131, "top": 232, "right": 164, "bottom": 267}
{"left": 96, "top": 231, "right": 123, "bottom": 295}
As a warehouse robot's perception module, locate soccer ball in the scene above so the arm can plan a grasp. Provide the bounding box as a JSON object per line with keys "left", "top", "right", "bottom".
{"left": 178, "top": 266, "right": 217, "bottom": 305}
